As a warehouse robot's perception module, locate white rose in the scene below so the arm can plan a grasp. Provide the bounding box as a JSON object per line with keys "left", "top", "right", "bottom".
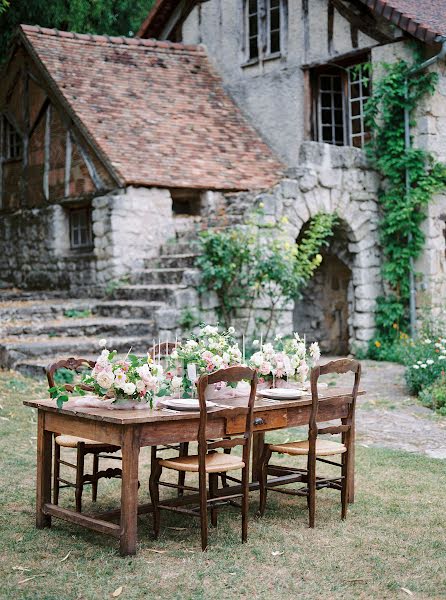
{"left": 228, "top": 327, "right": 235, "bottom": 334}
{"left": 96, "top": 371, "right": 114, "bottom": 389}
{"left": 99, "top": 338, "right": 107, "bottom": 347}
{"left": 123, "top": 382, "right": 136, "bottom": 395}
{"left": 170, "top": 350, "right": 179, "bottom": 360}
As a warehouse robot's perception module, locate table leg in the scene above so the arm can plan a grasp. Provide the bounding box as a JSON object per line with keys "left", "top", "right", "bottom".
{"left": 347, "top": 419, "right": 355, "bottom": 504}
{"left": 120, "top": 427, "right": 140, "bottom": 556}
{"left": 251, "top": 432, "right": 265, "bottom": 482}
{"left": 36, "top": 410, "right": 52, "bottom": 528}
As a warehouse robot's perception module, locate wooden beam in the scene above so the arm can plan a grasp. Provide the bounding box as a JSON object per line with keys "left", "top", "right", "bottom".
{"left": 0, "top": 115, "right": 3, "bottom": 208}
{"left": 331, "top": 0, "right": 394, "bottom": 44}
{"left": 43, "top": 104, "right": 50, "bottom": 201}
{"left": 64, "top": 128, "right": 72, "bottom": 197}
{"left": 71, "top": 131, "right": 105, "bottom": 191}
{"left": 43, "top": 504, "right": 121, "bottom": 538}
{"left": 21, "top": 68, "right": 29, "bottom": 206}
{"left": 29, "top": 96, "right": 50, "bottom": 138}
{"left": 328, "top": 0, "right": 335, "bottom": 55}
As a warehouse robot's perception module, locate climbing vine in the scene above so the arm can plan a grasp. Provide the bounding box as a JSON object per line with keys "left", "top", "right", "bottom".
{"left": 365, "top": 49, "right": 446, "bottom": 352}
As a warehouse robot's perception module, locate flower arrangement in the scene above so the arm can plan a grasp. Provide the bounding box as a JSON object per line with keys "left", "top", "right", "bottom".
{"left": 166, "top": 325, "right": 243, "bottom": 397}
{"left": 248, "top": 333, "right": 320, "bottom": 385}
{"left": 50, "top": 339, "right": 165, "bottom": 408}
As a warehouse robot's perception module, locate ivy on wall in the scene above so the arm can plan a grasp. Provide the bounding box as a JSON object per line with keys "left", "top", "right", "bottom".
{"left": 365, "top": 49, "right": 446, "bottom": 353}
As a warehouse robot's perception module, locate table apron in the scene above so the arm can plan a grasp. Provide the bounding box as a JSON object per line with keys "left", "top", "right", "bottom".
{"left": 44, "top": 412, "right": 122, "bottom": 446}
{"left": 43, "top": 401, "right": 350, "bottom": 448}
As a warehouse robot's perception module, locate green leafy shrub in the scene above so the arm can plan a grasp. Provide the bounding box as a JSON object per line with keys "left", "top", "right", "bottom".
{"left": 419, "top": 378, "right": 446, "bottom": 416}
{"left": 403, "top": 336, "right": 446, "bottom": 394}
{"left": 196, "top": 210, "right": 337, "bottom": 338}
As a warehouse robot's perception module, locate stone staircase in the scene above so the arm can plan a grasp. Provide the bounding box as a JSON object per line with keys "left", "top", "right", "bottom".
{"left": 0, "top": 233, "right": 201, "bottom": 378}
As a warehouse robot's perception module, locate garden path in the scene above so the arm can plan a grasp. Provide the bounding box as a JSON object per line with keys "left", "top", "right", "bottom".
{"left": 330, "top": 359, "right": 446, "bottom": 459}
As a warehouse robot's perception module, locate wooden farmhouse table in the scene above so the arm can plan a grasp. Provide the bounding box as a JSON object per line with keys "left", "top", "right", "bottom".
{"left": 24, "top": 387, "right": 362, "bottom": 556}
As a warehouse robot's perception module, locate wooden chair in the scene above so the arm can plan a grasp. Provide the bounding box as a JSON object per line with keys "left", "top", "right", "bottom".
{"left": 258, "top": 358, "right": 361, "bottom": 527}
{"left": 149, "top": 366, "right": 258, "bottom": 550}
{"left": 47, "top": 358, "right": 122, "bottom": 512}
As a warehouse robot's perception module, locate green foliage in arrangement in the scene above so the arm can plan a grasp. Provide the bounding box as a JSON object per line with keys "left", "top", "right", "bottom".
{"left": 365, "top": 50, "right": 446, "bottom": 350}
{"left": 196, "top": 209, "right": 337, "bottom": 338}
{"left": 0, "top": 0, "right": 154, "bottom": 62}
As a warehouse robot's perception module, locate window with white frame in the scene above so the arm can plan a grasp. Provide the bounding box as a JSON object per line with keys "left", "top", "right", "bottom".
{"left": 2, "top": 116, "right": 22, "bottom": 160}
{"left": 69, "top": 206, "right": 93, "bottom": 250}
{"left": 347, "top": 63, "right": 370, "bottom": 148}
{"left": 312, "top": 61, "right": 370, "bottom": 148}
{"left": 244, "top": 0, "right": 286, "bottom": 63}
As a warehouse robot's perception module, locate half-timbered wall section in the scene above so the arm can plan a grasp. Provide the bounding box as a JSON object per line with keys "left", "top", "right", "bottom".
{"left": 0, "top": 47, "right": 116, "bottom": 290}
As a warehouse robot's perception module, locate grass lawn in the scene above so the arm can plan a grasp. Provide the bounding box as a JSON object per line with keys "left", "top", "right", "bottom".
{"left": 0, "top": 370, "right": 445, "bottom": 600}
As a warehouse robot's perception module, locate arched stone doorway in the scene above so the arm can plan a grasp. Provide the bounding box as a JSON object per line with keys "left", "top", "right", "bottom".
{"left": 294, "top": 220, "right": 353, "bottom": 354}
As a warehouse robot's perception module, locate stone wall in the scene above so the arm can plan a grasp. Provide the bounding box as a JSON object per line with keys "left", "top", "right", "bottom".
{"left": 0, "top": 204, "right": 97, "bottom": 290}
{"left": 0, "top": 186, "right": 175, "bottom": 293}
{"left": 196, "top": 142, "right": 382, "bottom": 350}
{"left": 93, "top": 187, "right": 175, "bottom": 286}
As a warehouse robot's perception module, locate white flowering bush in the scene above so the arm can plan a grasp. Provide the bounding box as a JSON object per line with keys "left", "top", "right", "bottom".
{"left": 405, "top": 336, "right": 446, "bottom": 394}
{"left": 248, "top": 333, "right": 320, "bottom": 384}
{"left": 165, "top": 325, "right": 243, "bottom": 397}
{"left": 50, "top": 340, "right": 166, "bottom": 408}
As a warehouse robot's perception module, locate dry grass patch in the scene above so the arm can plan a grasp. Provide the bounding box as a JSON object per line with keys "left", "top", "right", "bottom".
{"left": 0, "top": 370, "right": 445, "bottom": 600}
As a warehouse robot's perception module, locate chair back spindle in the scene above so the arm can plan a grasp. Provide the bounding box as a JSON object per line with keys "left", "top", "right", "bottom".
{"left": 196, "top": 366, "right": 258, "bottom": 471}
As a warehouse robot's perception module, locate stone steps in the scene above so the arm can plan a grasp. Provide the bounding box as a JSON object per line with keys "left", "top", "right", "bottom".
{"left": 0, "top": 298, "right": 96, "bottom": 323}
{"left": 0, "top": 226, "right": 204, "bottom": 377}
{"left": 93, "top": 300, "right": 164, "bottom": 319}
{"left": 1, "top": 317, "right": 155, "bottom": 339}
{"left": 153, "top": 254, "right": 198, "bottom": 269}
{"left": 160, "top": 240, "right": 200, "bottom": 255}
{"left": 111, "top": 284, "right": 186, "bottom": 302}
{"left": 131, "top": 268, "right": 186, "bottom": 285}
{"left": 0, "top": 334, "right": 156, "bottom": 371}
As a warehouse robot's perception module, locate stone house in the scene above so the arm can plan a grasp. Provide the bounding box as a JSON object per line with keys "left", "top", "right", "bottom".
{"left": 2, "top": 0, "right": 446, "bottom": 361}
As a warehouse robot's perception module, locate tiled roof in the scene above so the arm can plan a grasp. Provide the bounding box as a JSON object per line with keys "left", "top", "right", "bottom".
{"left": 359, "top": 0, "right": 446, "bottom": 43}
{"left": 20, "top": 25, "right": 283, "bottom": 191}
{"left": 138, "top": 0, "right": 446, "bottom": 45}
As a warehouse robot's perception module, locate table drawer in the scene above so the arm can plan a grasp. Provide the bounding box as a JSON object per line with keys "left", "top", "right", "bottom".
{"left": 225, "top": 409, "right": 288, "bottom": 435}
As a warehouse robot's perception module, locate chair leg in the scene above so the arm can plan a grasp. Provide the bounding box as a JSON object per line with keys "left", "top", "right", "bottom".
{"left": 220, "top": 448, "right": 232, "bottom": 488}
{"left": 209, "top": 473, "right": 218, "bottom": 527}
{"left": 75, "top": 443, "right": 85, "bottom": 513}
{"left": 307, "top": 452, "right": 316, "bottom": 528}
{"left": 149, "top": 459, "right": 162, "bottom": 539}
{"left": 241, "top": 462, "right": 250, "bottom": 543}
{"left": 91, "top": 453, "right": 99, "bottom": 502}
{"left": 177, "top": 442, "right": 189, "bottom": 497}
{"left": 341, "top": 450, "right": 349, "bottom": 520}
{"left": 53, "top": 441, "right": 60, "bottom": 505}
{"left": 199, "top": 469, "right": 208, "bottom": 551}
{"left": 258, "top": 447, "right": 272, "bottom": 517}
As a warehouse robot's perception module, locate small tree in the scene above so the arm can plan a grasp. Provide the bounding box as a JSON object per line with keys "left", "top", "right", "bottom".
{"left": 197, "top": 210, "right": 337, "bottom": 338}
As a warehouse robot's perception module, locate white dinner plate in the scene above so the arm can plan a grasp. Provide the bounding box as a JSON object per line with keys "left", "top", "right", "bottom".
{"left": 256, "top": 389, "right": 307, "bottom": 401}
{"left": 161, "top": 399, "right": 217, "bottom": 411}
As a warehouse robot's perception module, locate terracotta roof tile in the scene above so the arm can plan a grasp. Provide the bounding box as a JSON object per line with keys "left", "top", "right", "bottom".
{"left": 20, "top": 24, "right": 282, "bottom": 190}
{"left": 359, "top": 0, "right": 446, "bottom": 43}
